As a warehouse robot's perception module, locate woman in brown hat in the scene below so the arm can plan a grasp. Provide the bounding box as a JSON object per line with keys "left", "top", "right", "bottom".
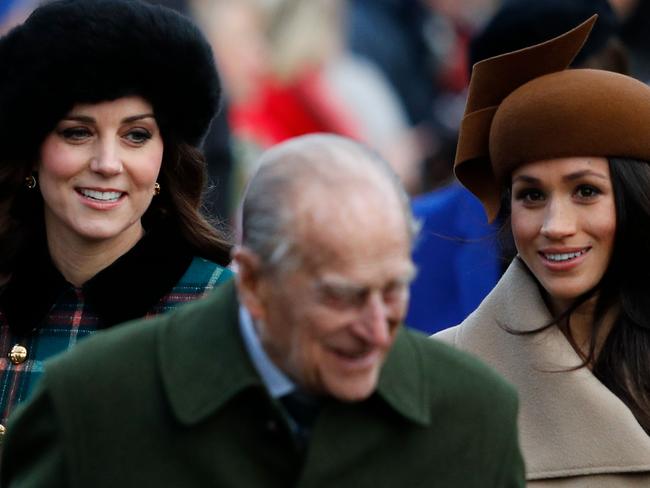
{"left": 0, "top": 0, "right": 233, "bottom": 431}
{"left": 436, "top": 16, "right": 650, "bottom": 486}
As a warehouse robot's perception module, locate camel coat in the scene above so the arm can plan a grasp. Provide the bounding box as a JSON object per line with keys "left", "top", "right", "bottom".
{"left": 435, "top": 258, "right": 650, "bottom": 487}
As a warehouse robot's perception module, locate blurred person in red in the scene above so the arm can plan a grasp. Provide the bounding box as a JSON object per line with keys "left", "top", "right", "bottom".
{"left": 195, "top": 0, "right": 426, "bottom": 198}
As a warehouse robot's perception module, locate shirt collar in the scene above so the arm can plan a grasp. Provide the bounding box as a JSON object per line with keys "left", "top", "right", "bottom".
{"left": 238, "top": 305, "right": 295, "bottom": 398}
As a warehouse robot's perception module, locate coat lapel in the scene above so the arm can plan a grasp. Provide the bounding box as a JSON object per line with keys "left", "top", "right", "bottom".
{"left": 157, "top": 279, "right": 264, "bottom": 425}
{"left": 376, "top": 328, "right": 431, "bottom": 426}
{"left": 437, "top": 258, "right": 650, "bottom": 480}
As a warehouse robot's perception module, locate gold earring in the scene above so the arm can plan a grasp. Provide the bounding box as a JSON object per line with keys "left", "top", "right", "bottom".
{"left": 153, "top": 182, "right": 161, "bottom": 196}
{"left": 25, "top": 175, "right": 37, "bottom": 190}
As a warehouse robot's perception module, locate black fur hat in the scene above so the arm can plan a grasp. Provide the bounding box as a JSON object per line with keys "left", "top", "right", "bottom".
{"left": 0, "top": 0, "right": 220, "bottom": 161}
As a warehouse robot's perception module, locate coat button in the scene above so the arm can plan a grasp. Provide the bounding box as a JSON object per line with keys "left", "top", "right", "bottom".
{"left": 9, "top": 344, "right": 28, "bottom": 365}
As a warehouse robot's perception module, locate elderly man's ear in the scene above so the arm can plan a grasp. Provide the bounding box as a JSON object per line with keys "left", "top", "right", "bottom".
{"left": 232, "top": 246, "right": 266, "bottom": 320}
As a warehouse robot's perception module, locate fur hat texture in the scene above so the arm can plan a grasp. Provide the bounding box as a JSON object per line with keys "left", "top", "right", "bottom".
{"left": 455, "top": 16, "right": 650, "bottom": 221}
{"left": 0, "top": 0, "right": 220, "bottom": 161}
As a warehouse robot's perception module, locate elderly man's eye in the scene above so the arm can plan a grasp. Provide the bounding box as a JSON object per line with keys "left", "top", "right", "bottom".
{"left": 383, "top": 282, "right": 408, "bottom": 303}
{"left": 320, "top": 287, "right": 366, "bottom": 309}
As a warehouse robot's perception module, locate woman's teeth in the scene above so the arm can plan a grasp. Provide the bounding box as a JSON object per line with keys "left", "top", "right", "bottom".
{"left": 544, "top": 250, "right": 586, "bottom": 262}
{"left": 80, "top": 189, "right": 122, "bottom": 202}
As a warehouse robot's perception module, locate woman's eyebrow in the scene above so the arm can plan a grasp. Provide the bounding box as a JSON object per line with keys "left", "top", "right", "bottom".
{"left": 122, "top": 113, "right": 155, "bottom": 123}
{"left": 61, "top": 115, "right": 95, "bottom": 123}
{"left": 60, "top": 113, "right": 155, "bottom": 124}
{"left": 563, "top": 170, "right": 609, "bottom": 181}
{"left": 513, "top": 170, "right": 609, "bottom": 184}
{"left": 512, "top": 174, "right": 540, "bottom": 184}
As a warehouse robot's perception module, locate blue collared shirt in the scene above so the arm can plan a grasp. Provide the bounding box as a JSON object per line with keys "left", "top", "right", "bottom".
{"left": 238, "top": 306, "right": 295, "bottom": 399}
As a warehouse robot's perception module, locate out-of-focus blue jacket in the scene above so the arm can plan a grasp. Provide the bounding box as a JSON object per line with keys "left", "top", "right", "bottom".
{"left": 407, "top": 183, "right": 500, "bottom": 334}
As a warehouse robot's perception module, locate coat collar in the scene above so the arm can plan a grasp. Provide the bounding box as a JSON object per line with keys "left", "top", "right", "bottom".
{"left": 376, "top": 329, "right": 431, "bottom": 426}
{"left": 1, "top": 223, "right": 194, "bottom": 334}
{"left": 158, "top": 280, "right": 263, "bottom": 425}
{"left": 439, "top": 258, "right": 650, "bottom": 480}
{"left": 158, "top": 279, "right": 431, "bottom": 427}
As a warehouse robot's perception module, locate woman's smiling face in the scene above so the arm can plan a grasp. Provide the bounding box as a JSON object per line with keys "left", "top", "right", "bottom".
{"left": 510, "top": 157, "right": 616, "bottom": 312}
{"left": 38, "top": 96, "right": 163, "bottom": 246}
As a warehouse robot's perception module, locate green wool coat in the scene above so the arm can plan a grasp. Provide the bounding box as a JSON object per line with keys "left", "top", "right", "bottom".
{"left": 2, "top": 280, "right": 524, "bottom": 487}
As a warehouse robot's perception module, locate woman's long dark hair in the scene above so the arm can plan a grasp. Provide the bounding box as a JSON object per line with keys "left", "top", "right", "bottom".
{"left": 510, "top": 157, "right": 650, "bottom": 434}
{"left": 0, "top": 130, "right": 231, "bottom": 277}
{"left": 594, "top": 157, "right": 650, "bottom": 433}
{"left": 142, "top": 135, "right": 232, "bottom": 264}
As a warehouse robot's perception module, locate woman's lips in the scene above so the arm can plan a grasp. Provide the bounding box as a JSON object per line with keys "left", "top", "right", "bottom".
{"left": 538, "top": 247, "right": 591, "bottom": 271}
{"left": 75, "top": 187, "right": 126, "bottom": 209}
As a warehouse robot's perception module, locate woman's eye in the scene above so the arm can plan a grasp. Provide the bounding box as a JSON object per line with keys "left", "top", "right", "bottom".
{"left": 60, "top": 127, "right": 92, "bottom": 140}
{"left": 515, "top": 188, "right": 545, "bottom": 202}
{"left": 124, "top": 129, "right": 152, "bottom": 144}
{"left": 576, "top": 185, "right": 600, "bottom": 199}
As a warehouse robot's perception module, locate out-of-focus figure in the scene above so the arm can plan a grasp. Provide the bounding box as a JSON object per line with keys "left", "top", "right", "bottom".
{"left": 194, "top": 0, "right": 426, "bottom": 210}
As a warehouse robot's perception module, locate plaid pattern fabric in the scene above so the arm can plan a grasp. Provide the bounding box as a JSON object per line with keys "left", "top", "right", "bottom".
{"left": 0, "top": 257, "right": 232, "bottom": 425}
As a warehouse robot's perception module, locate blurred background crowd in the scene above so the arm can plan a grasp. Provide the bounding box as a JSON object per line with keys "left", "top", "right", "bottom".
{"left": 2, "top": 0, "right": 650, "bottom": 333}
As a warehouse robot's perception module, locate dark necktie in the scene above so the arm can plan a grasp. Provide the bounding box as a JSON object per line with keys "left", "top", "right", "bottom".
{"left": 279, "top": 390, "right": 322, "bottom": 448}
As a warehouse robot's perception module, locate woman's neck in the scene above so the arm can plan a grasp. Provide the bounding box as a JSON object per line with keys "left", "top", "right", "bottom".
{"left": 46, "top": 223, "right": 145, "bottom": 287}
{"left": 548, "top": 294, "right": 618, "bottom": 364}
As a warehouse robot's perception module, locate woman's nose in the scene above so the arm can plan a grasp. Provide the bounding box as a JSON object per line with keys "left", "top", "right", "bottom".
{"left": 89, "top": 140, "right": 123, "bottom": 176}
{"left": 540, "top": 197, "right": 577, "bottom": 239}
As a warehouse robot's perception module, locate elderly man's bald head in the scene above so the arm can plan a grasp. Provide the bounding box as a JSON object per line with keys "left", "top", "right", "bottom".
{"left": 240, "top": 134, "right": 416, "bottom": 272}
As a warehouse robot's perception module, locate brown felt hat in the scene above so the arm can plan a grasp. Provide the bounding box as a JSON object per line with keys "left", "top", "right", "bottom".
{"left": 455, "top": 15, "right": 650, "bottom": 222}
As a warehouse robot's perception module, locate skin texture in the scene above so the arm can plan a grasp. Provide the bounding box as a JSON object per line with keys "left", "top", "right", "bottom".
{"left": 37, "top": 96, "right": 163, "bottom": 285}
{"left": 510, "top": 156, "right": 616, "bottom": 316}
{"left": 235, "top": 178, "right": 415, "bottom": 402}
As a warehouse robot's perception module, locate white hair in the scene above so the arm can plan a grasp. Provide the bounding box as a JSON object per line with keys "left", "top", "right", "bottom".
{"left": 239, "top": 133, "right": 418, "bottom": 272}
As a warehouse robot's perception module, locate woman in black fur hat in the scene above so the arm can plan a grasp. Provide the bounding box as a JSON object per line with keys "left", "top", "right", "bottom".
{"left": 0, "top": 0, "right": 233, "bottom": 429}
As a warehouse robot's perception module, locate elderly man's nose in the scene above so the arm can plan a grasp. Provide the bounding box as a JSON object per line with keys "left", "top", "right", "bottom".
{"left": 358, "top": 293, "right": 392, "bottom": 347}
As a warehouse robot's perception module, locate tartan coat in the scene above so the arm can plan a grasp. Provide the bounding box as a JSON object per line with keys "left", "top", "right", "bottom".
{"left": 3, "top": 279, "right": 525, "bottom": 488}
{"left": 0, "top": 225, "right": 232, "bottom": 426}
{"left": 435, "top": 258, "right": 650, "bottom": 487}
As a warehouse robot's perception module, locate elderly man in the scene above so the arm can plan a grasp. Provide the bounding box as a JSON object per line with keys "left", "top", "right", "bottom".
{"left": 2, "top": 134, "right": 524, "bottom": 487}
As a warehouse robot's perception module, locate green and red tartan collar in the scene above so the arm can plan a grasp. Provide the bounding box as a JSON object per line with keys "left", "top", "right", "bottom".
{"left": 1, "top": 222, "right": 194, "bottom": 335}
